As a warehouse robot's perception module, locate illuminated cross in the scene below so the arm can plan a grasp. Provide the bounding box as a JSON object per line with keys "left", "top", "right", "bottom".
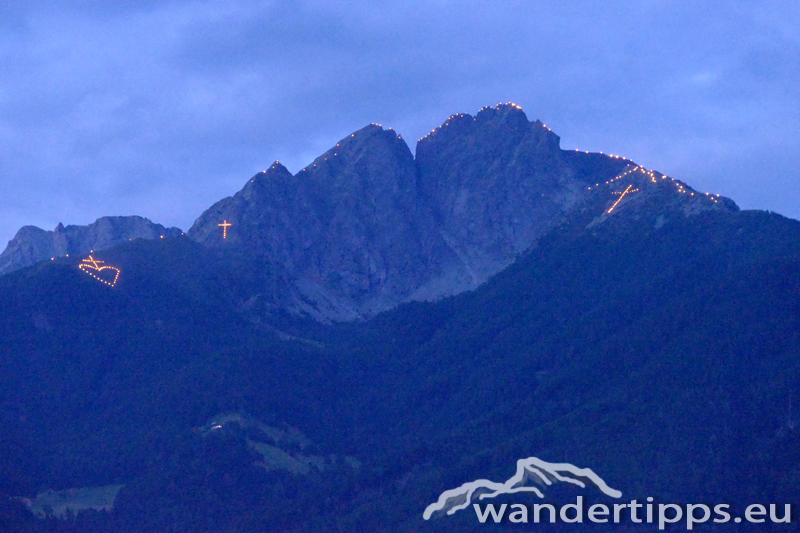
{"left": 83, "top": 256, "right": 103, "bottom": 268}
{"left": 607, "top": 184, "right": 639, "bottom": 214}
{"left": 218, "top": 220, "right": 232, "bottom": 239}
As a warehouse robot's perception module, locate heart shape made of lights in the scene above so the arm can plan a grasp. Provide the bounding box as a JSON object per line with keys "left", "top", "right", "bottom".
{"left": 78, "top": 255, "right": 120, "bottom": 287}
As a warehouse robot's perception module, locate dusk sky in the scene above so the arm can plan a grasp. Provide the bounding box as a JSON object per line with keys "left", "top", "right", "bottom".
{"left": 2, "top": 1, "right": 798, "bottom": 247}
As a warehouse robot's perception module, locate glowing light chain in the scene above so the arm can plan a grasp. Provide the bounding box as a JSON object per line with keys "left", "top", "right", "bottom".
{"left": 417, "top": 102, "right": 524, "bottom": 142}
{"left": 255, "top": 109, "right": 719, "bottom": 208}
{"left": 607, "top": 184, "right": 639, "bottom": 213}
{"left": 588, "top": 166, "right": 654, "bottom": 189}
{"left": 574, "top": 148, "right": 630, "bottom": 161}
{"left": 218, "top": 220, "right": 232, "bottom": 239}
{"left": 78, "top": 255, "right": 120, "bottom": 287}
{"left": 261, "top": 160, "right": 281, "bottom": 175}
{"left": 295, "top": 126, "right": 406, "bottom": 172}
{"left": 587, "top": 164, "right": 721, "bottom": 204}
{"left": 300, "top": 141, "right": 351, "bottom": 172}
{"left": 244, "top": 117, "right": 727, "bottom": 213}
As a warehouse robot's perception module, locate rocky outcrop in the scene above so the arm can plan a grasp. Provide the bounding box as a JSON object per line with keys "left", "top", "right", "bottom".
{"left": 0, "top": 216, "right": 182, "bottom": 276}
{"left": 188, "top": 105, "right": 648, "bottom": 321}
{"left": 413, "top": 105, "right": 625, "bottom": 295}
{"left": 189, "top": 125, "right": 462, "bottom": 320}
{"left": 4, "top": 104, "right": 736, "bottom": 322}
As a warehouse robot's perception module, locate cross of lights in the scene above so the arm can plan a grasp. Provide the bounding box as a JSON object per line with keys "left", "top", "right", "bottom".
{"left": 607, "top": 184, "right": 639, "bottom": 214}
{"left": 218, "top": 220, "right": 232, "bottom": 239}
{"left": 84, "top": 256, "right": 103, "bottom": 268}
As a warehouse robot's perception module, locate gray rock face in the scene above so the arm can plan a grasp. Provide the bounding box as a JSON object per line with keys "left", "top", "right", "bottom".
{"left": 188, "top": 105, "right": 649, "bottom": 321}
{"left": 189, "top": 125, "right": 462, "bottom": 320}
{"left": 4, "top": 105, "right": 732, "bottom": 321}
{"left": 415, "top": 105, "right": 588, "bottom": 291}
{"left": 0, "top": 216, "right": 182, "bottom": 276}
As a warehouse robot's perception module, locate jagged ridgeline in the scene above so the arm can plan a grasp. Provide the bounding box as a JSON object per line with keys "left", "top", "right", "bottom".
{"left": 0, "top": 216, "right": 183, "bottom": 276}
{"left": 168, "top": 103, "right": 732, "bottom": 322}
{"left": 4, "top": 104, "right": 731, "bottom": 323}
{"left": 0, "top": 105, "right": 798, "bottom": 532}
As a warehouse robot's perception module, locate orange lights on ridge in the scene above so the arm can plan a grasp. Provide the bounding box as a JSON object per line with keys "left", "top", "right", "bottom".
{"left": 78, "top": 255, "right": 120, "bottom": 287}
{"left": 418, "top": 104, "right": 525, "bottom": 142}
{"left": 586, "top": 163, "right": 721, "bottom": 206}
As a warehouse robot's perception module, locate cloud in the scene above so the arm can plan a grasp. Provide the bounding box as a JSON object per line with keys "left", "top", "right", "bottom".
{"left": 1, "top": 1, "right": 798, "bottom": 246}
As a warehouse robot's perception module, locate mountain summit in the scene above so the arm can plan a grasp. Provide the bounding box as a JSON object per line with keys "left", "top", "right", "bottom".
{"left": 0, "top": 104, "right": 737, "bottom": 322}
{"left": 0, "top": 216, "right": 182, "bottom": 276}
{"left": 187, "top": 103, "right": 735, "bottom": 321}
{"left": 188, "top": 123, "right": 452, "bottom": 321}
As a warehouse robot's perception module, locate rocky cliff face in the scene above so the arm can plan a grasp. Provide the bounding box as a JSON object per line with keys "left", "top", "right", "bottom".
{"left": 414, "top": 105, "right": 618, "bottom": 293}
{"left": 0, "top": 216, "right": 182, "bottom": 276}
{"left": 189, "top": 125, "right": 462, "bottom": 321}
{"left": 190, "top": 104, "right": 724, "bottom": 322}
{"left": 3, "top": 104, "right": 736, "bottom": 321}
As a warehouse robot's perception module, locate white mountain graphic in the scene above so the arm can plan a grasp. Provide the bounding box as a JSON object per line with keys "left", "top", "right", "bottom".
{"left": 423, "top": 457, "right": 622, "bottom": 519}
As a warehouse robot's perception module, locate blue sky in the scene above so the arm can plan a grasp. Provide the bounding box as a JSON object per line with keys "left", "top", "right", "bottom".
{"left": 2, "top": 1, "right": 798, "bottom": 246}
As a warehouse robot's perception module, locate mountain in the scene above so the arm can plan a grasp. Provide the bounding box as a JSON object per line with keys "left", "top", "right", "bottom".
{"left": 0, "top": 105, "right": 797, "bottom": 532}
{"left": 188, "top": 124, "right": 455, "bottom": 322}
{"left": 187, "top": 105, "right": 652, "bottom": 321}
{"left": 0, "top": 216, "right": 182, "bottom": 276}
{"left": 2, "top": 105, "right": 730, "bottom": 324}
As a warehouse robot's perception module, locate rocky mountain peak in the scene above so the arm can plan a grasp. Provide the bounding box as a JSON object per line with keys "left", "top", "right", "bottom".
{"left": 0, "top": 216, "right": 182, "bottom": 276}
{"left": 475, "top": 101, "right": 530, "bottom": 127}
{"left": 413, "top": 104, "right": 584, "bottom": 285}
{"left": 582, "top": 163, "right": 738, "bottom": 232}
{"left": 416, "top": 103, "right": 561, "bottom": 171}
{"left": 264, "top": 161, "right": 292, "bottom": 177}
{"left": 304, "top": 127, "right": 406, "bottom": 191}
{"left": 187, "top": 105, "right": 652, "bottom": 321}
{"left": 241, "top": 161, "right": 293, "bottom": 194}
{"left": 1, "top": 104, "right": 739, "bottom": 323}
{"left": 188, "top": 122, "right": 447, "bottom": 321}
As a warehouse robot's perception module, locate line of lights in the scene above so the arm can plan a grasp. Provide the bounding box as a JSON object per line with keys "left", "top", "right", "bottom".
{"left": 259, "top": 160, "right": 282, "bottom": 177}
{"left": 588, "top": 165, "right": 662, "bottom": 189}
{"left": 245, "top": 110, "right": 716, "bottom": 209}
{"left": 587, "top": 165, "right": 643, "bottom": 190}
{"left": 78, "top": 255, "right": 120, "bottom": 287}
{"left": 417, "top": 103, "right": 524, "bottom": 142}
{"left": 607, "top": 184, "right": 639, "bottom": 213}
{"left": 298, "top": 125, "right": 408, "bottom": 172}
{"left": 587, "top": 163, "right": 722, "bottom": 208}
